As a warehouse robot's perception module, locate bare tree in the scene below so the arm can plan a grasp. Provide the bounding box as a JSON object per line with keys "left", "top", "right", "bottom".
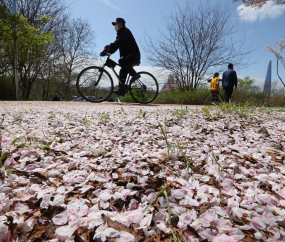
{"left": 266, "top": 41, "right": 285, "bottom": 88}
{"left": 143, "top": 1, "right": 254, "bottom": 90}
{"left": 54, "top": 17, "right": 96, "bottom": 100}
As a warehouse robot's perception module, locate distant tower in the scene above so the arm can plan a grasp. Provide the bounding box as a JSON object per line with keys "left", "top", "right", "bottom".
{"left": 263, "top": 61, "right": 271, "bottom": 95}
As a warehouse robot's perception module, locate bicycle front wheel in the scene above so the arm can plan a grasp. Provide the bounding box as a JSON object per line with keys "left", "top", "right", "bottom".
{"left": 129, "top": 72, "right": 159, "bottom": 104}
{"left": 76, "top": 66, "right": 113, "bottom": 103}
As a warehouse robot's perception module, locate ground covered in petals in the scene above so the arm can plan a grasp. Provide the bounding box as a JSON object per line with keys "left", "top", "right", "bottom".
{"left": 1, "top": 102, "right": 285, "bottom": 242}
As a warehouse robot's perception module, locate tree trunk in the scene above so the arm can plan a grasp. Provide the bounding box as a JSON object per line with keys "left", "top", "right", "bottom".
{"left": 25, "top": 82, "right": 33, "bottom": 100}
{"left": 42, "top": 84, "right": 46, "bottom": 100}
{"left": 21, "top": 76, "right": 27, "bottom": 100}
{"left": 64, "top": 71, "right": 72, "bottom": 100}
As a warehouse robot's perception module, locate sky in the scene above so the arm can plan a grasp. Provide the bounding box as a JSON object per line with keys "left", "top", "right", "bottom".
{"left": 65, "top": 0, "right": 285, "bottom": 87}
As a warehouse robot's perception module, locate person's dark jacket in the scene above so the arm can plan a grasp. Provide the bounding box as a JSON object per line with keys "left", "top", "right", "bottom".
{"left": 222, "top": 68, "right": 238, "bottom": 87}
{"left": 108, "top": 27, "right": 140, "bottom": 60}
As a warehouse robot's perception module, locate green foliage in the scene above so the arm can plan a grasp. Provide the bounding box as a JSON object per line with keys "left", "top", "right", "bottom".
{"left": 172, "top": 106, "right": 188, "bottom": 118}
{"left": 119, "top": 91, "right": 134, "bottom": 103}
{"left": 120, "top": 89, "right": 148, "bottom": 103}
{"left": 215, "top": 101, "right": 255, "bottom": 118}
{"left": 138, "top": 109, "right": 147, "bottom": 118}
{"left": 0, "top": 151, "right": 10, "bottom": 163}
{"left": 201, "top": 108, "right": 211, "bottom": 118}
{"left": 143, "top": 185, "right": 186, "bottom": 242}
{"left": 97, "top": 112, "right": 110, "bottom": 123}
{"left": 0, "top": 8, "right": 54, "bottom": 58}
{"left": 0, "top": 5, "right": 54, "bottom": 99}
{"left": 154, "top": 86, "right": 211, "bottom": 105}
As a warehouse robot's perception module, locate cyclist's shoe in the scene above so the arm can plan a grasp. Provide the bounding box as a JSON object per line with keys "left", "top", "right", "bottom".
{"left": 130, "top": 74, "right": 141, "bottom": 85}
{"left": 113, "top": 88, "right": 125, "bottom": 96}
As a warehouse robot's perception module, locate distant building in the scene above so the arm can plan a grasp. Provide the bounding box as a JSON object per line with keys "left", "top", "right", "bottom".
{"left": 263, "top": 61, "right": 271, "bottom": 95}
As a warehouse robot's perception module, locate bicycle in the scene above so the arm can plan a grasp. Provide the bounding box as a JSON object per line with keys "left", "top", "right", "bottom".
{"left": 76, "top": 53, "right": 159, "bottom": 104}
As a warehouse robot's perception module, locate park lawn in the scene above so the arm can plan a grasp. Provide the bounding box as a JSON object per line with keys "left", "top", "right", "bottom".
{"left": 0, "top": 102, "right": 285, "bottom": 242}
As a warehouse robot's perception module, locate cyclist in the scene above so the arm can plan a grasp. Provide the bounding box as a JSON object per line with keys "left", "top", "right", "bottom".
{"left": 100, "top": 18, "right": 141, "bottom": 96}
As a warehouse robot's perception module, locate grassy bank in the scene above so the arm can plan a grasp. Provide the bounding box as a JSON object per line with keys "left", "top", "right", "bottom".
{"left": 153, "top": 77, "right": 285, "bottom": 106}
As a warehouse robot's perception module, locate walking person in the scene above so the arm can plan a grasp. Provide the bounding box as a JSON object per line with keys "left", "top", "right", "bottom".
{"left": 222, "top": 63, "right": 238, "bottom": 103}
{"left": 210, "top": 72, "right": 220, "bottom": 105}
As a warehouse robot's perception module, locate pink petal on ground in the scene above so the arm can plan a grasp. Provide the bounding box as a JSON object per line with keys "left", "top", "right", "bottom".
{"left": 221, "top": 178, "right": 234, "bottom": 190}
{"left": 232, "top": 207, "right": 243, "bottom": 218}
{"left": 228, "top": 228, "right": 245, "bottom": 240}
{"left": 52, "top": 194, "right": 65, "bottom": 206}
{"left": 121, "top": 189, "right": 131, "bottom": 201}
{"left": 127, "top": 210, "right": 144, "bottom": 226}
{"left": 250, "top": 216, "right": 267, "bottom": 230}
{"left": 40, "top": 194, "right": 51, "bottom": 208}
{"left": 157, "top": 222, "right": 171, "bottom": 233}
{"left": 198, "top": 228, "right": 217, "bottom": 241}
{"left": 52, "top": 210, "right": 68, "bottom": 225}
{"left": 102, "top": 228, "right": 120, "bottom": 238}
{"left": 213, "top": 218, "right": 232, "bottom": 231}
{"left": 153, "top": 211, "right": 165, "bottom": 223}
{"left": 101, "top": 201, "right": 110, "bottom": 209}
{"left": 171, "top": 189, "right": 185, "bottom": 199}
{"left": 79, "top": 185, "right": 94, "bottom": 193}
{"left": 0, "top": 222, "right": 10, "bottom": 241}
{"left": 256, "top": 174, "right": 270, "bottom": 182}
{"left": 68, "top": 198, "right": 85, "bottom": 208}
{"left": 214, "top": 207, "right": 229, "bottom": 218}
{"left": 236, "top": 225, "right": 253, "bottom": 230}
{"left": 277, "top": 188, "right": 285, "bottom": 199}
{"left": 55, "top": 225, "right": 72, "bottom": 241}
{"left": 140, "top": 214, "right": 153, "bottom": 227}
{"left": 147, "top": 192, "right": 157, "bottom": 202}
{"left": 117, "top": 231, "right": 135, "bottom": 242}
{"left": 254, "top": 231, "right": 263, "bottom": 239}
{"left": 2, "top": 198, "right": 10, "bottom": 213}
{"left": 212, "top": 234, "right": 235, "bottom": 242}
{"left": 77, "top": 204, "right": 89, "bottom": 217}
{"left": 258, "top": 194, "right": 279, "bottom": 206}
{"left": 267, "top": 225, "right": 281, "bottom": 239}
{"left": 180, "top": 195, "right": 199, "bottom": 206}
{"left": 280, "top": 200, "right": 285, "bottom": 207}
{"left": 128, "top": 199, "right": 138, "bottom": 211}
{"left": 14, "top": 203, "right": 30, "bottom": 215}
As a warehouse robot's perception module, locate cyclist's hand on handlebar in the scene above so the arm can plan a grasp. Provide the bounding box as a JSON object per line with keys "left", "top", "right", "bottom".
{"left": 100, "top": 51, "right": 107, "bottom": 57}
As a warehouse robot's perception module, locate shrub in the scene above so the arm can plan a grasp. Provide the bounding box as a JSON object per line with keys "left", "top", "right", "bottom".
{"left": 154, "top": 76, "right": 285, "bottom": 107}
{"left": 0, "top": 75, "right": 16, "bottom": 100}
{"left": 154, "top": 87, "right": 212, "bottom": 105}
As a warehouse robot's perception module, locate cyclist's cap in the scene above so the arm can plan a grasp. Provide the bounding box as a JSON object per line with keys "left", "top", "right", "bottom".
{"left": 112, "top": 18, "right": 125, "bottom": 26}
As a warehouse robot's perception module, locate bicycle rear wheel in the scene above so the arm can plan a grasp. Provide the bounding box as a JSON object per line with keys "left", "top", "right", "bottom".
{"left": 76, "top": 66, "right": 113, "bottom": 103}
{"left": 129, "top": 72, "right": 159, "bottom": 104}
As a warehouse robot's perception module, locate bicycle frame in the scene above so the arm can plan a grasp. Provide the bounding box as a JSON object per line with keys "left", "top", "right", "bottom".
{"left": 99, "top": 54, "right": 139, "bottom": 89}
{"left": 99, "top": 54, "right": 126, "bottom": 88}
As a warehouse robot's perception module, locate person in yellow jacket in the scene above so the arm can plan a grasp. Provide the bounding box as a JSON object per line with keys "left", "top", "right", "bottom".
{"left": 210, "top": 73, "right": 220, "bottom": 105}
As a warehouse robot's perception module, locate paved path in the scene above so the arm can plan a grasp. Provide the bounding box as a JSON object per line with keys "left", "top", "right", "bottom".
{"left": 0, "top": 101, "right": 206, "bottom": 110}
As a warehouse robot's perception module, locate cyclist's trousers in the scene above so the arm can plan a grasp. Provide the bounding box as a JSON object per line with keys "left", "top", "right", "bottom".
{"left": 118, "top": 55, "right": 140, "bottom": 86}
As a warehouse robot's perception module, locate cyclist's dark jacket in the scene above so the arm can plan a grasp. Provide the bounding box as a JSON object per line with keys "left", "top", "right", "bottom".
{"left": 108, "top": 27, "right": 140, "bottom": 60}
